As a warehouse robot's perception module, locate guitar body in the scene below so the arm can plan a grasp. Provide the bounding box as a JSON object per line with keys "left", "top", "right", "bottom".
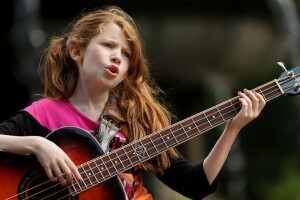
{"left": 0, "top": 127, "right": 126, "bottom": 200}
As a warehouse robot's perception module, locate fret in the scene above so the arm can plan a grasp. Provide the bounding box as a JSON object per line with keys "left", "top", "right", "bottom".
{"left": 148, "top": 136, "right": 160, "bottom": 155}
{"left": 140, "top": 137, "right": 157, "bottom": 157}
{"left": 219, "top": 101, "right": 238, "bottom": 121}
{"left": 229, "top": 99, "right": 238, "bottom": 114}
{"left": 260, "top": 82, "right": 278, "bottom": 101}
{"left": 81, "top": 164, "right": 93, "bottom": 187}
{"left": 89, "top": 159, "right": 105, "bottom": 182}
{"left": 268, "top": 87, "right": 283, "bottom": 101}
{"left": 68, "top": 183, "right": 76, "bottom": 195}
{"left": 77, "top": 166, "right": 89, "bottom": 190}
{"left": 159, "top": 129, "right": 171, "bottom": 148}
{"left": 205, "top": 108, "right": 222, "bottom": 126}
{"left": 77, "top": 166, "right": 87, "bottom": 190}
{"left": 169, "top": 126, "right": 179, "bottom": 144}
{"left": 163, "top": 127, "right": 178, "bottom": 146}
{"left": 154, "top": 131, "right": 168, "bottom": 151}
{"left": 178, "top": 122, "right": 192, "bottom": 138}
{"left": 193, "top": 113, "right": 211, "bottom": 132}
{"left": 119, "top": 148, "right": 134, "bottom": 169}
{"left": 181, "top": 119, "right": 197, "bottom": 138}
{"left": 191, "top": 117, "right": 201, "bottom": 133}
{"left": 93, "top": 158, "right": 106, "bottom": 180}
{"left": 257, "top": 87, "right": 267, "bottom": 101}
{"left": 96, "top": 157, "right": 111, "bottom": 178}
{"left": 207, "top": 109, "right": 219, "bottom": 122}
{"left": 74, "top": 174, "right": 83, "bottom": 193}
{"left": 274, "top": 79, "right": 284, "bottom": 94}
{"left": 202, "top": 112, "right": 212, "bottom": 128}
{"left": 172, "top": 123, "right": 188, "bottom": 141}
{"left": 107, "top": 153, "right": 122, "bottom": 173}
{"left": 216, "top": 106, "right": 225, "bottom": 121}
{"left": 132, "top": 141, "right": 148, "bottom": 162}
{"left": 114, "top": 149, "right": 126, "bottom": 171}
{"left": 69, "top": 178, "right": 80, "bottom": 195}
{"left": 86, "top": 162, "right": 97, "bottom": 185}
{"left": 123, "top": 144, "right": 140, "bottom": 166}
{"left": 140, "top": 139, "right": 151, "bottom": 158}
{"left": 101, "top": 154, "right": 117, "bottom": 176}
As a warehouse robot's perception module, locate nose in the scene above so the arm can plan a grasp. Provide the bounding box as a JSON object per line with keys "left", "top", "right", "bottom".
{"left": 111, "top": 55, "right": 121, "bottom": 65}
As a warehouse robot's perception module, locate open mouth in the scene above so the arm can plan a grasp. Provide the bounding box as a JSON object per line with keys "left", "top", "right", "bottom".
{"left": 108, "top": 68, "right": 116, "bottom": 73}
{"left": 105, "top": 65, "right": 119, "bottom": 76}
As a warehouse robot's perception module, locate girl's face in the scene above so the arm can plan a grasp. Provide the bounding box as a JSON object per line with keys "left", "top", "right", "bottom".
{"left": 75, "top": 22, "right": 132, "bottom": 91}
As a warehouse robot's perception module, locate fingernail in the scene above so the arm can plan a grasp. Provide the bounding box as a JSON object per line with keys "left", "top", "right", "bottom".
{"left": 244, "top": 89, "right": 248, "bottom": 92}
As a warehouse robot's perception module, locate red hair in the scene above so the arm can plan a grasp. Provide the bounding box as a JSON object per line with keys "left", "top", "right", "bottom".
{"left": 39, "top": 6, "right": 178, "bottom": 174}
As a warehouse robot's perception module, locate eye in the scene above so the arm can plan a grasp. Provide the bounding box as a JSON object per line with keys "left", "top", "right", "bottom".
{"left": 122, "top": 51, "right": 132, "bottom": 59}
{"left": 102, "top": 42, "right": 113, "bottom": 48}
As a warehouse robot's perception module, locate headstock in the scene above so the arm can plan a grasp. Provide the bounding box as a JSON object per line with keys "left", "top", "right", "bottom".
{"left": 277, "top": 62, "right": 300, "bottom": 96}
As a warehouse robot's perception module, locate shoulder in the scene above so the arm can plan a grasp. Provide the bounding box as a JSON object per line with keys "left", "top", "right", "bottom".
{"left": 24, "top": 98, "right": 73, "bottom": 118}
{"left": 24, "top": 98, "right": 67, "bottom": 112}
{"left": 23, "top": 98, "right": 75, "bottom": 131}
{"left": 23, "top": 98, "right": 99, "bottom": 133}
{"left": 0, "top": 111, "right": 50, "bottom": 136}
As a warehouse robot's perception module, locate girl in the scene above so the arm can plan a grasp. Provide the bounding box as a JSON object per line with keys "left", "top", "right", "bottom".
{"left": 0, "top": 6, "right": 265, "bottom": 200}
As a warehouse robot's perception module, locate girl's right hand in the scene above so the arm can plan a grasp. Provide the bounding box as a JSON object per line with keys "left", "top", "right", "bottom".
{"left": 31, "top": 136, "right": 82, "bottom": 186}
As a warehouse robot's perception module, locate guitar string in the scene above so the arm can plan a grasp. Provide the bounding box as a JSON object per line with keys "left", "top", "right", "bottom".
{"left": 52, "top": 78, "right": 297, "bottom": 200}
{"left": 14, "top": 80, "right": 298, "bottom": 200}
{"left": 6, "top": 76, "right": 293, "bottom": 200}
{"left": 6, "top": 74, "right": 297, "bottom": 200}
{"left": 6, "top": 75, "right": 293, "bottom": 200}
{"left": 44, "top": 81, "right": 296, "bottom": 200}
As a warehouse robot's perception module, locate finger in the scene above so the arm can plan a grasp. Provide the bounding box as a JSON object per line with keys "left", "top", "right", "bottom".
{"left": 238, "top": 90, "right": 251, "bottom": 103}
{"left": 58, "top": 161, "right": 74, "bottom": 185}
{"left": 65, "top": 158, "right": 82, "bottom": 182}
{"left": 238, "top": 91, "right": 252, "bottom": 114}
{"left": 254, "top": 92, "right": 266, "bottom": 110}
{"left": 52, "top": 164, "right": 67, "bottom": 187}
{"left": 243, "top": 89, "right": 259, "bottom": 102}
{"left": 42, "top": 164, "right": 57, "bottom": 182}
{"left": 243, "top": 89, "right": 260, "bottom": 113}
{"left": 238, "top": 97, "right": 248, "bottom": 115}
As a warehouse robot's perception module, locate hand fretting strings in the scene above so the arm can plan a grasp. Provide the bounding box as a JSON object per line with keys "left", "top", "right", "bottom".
{"left": 7, "top": 73, "right": 297, "bottom": 200}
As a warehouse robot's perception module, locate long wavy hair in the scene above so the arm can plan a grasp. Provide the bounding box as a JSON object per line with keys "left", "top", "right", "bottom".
{"left": 39, "top": 6, "right": 178, "bottom": 174}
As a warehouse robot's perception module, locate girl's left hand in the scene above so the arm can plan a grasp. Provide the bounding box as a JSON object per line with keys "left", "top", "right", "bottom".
{"left": 227, "top": 89, "right": 266, "bottom": 132}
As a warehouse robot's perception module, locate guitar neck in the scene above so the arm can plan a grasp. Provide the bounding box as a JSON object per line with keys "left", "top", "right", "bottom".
{"left": 69, "top": 79, "right": 283, "bottom": 195}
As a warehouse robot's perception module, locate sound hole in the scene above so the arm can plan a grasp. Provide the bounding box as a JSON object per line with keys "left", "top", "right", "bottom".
{"left": 18, "top": 169, "right": 78, "bottom": 200}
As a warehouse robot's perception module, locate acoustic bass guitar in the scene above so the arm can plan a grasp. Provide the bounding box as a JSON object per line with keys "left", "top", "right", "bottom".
{"left": 1, "top": 63, "right": 300, "bottom": 200}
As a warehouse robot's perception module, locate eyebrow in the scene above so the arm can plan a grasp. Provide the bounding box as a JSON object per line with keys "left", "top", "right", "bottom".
{"left": 103, "top": 38, "right": 131, "bottom": 51}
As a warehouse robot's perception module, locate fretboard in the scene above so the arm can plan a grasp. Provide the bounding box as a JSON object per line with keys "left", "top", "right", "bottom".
{"left": 69, "top": 79, "right": 283, "bottom": 195}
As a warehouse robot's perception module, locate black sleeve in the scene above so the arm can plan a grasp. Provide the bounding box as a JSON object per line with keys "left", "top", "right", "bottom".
{"left": 156, "top": 155, "right": 217, "bottom": 200}
{"left": 0, "top": 111, "right": 50, "bottom": 137}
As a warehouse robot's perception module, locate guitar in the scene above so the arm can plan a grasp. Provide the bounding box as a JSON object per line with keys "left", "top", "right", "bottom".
{"left": 1, "top": 64, "right": 300, "bottom": 200}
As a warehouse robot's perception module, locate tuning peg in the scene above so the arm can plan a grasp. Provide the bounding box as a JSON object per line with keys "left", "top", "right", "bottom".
{"left": 277, "top": 62, "right": 294, "bottom": 77}
{"left": 277, "top": 62, "right": 288, "bottom": 72}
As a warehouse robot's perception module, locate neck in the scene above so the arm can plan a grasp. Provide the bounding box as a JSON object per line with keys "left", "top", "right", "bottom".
{"left": 69, "top": 84, "right": 110, "bottom": 122}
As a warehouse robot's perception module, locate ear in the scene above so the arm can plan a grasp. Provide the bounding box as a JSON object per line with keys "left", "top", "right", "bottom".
{"left": 69, "top": 45, "right": 83, "bottom": 62}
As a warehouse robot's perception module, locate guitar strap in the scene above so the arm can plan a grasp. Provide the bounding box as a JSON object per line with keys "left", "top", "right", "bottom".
{"left": 96, "top": 117, "right": 120, "bottom": 153}
{"left": 94, "top": 97, "right": 144, "bottom": 199}
{"left": 94, "top": 97, "right": 122, "bottom": 152}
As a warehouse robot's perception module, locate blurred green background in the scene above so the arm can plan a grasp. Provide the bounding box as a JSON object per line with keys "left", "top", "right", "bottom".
{"left": 1, "top": 0, "right": 300, "bottom": 200}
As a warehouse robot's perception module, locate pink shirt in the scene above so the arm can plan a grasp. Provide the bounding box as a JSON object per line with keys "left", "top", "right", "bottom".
{"left": 24, "top": 98, "right": 101, "bottom": 136}
{"left": 24, "top": 98, "right": 146, "bottom": 198}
